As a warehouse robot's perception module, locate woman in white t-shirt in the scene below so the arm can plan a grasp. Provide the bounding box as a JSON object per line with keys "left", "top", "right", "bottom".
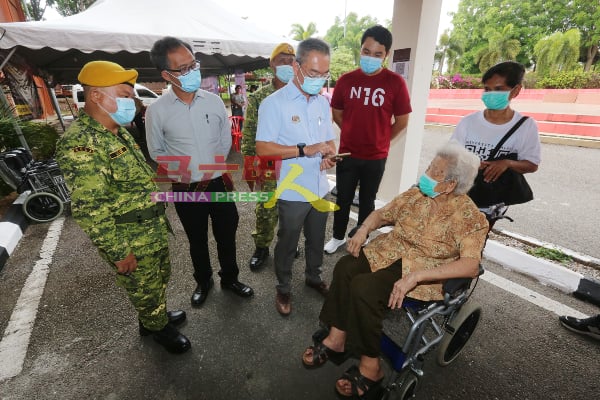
{"left": 450, "top": 61, "right": 541, "bottom": 215}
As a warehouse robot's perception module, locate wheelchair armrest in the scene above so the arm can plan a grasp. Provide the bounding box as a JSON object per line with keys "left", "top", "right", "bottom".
{"left": 442, "top": 278, "right": 472, "bottom": 297}
{"left": 442, "top": 265, "right": 484, "bottom": 297}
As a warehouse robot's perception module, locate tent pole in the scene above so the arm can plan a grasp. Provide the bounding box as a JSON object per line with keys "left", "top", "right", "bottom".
{"left": 48, "top": 86, "right": 65, "bottom": 131}
{"left": 0, "top": 48, "right": 16, "bottom": 70}
{"left": 0, "top": 48, "right": 30, "bottom": 152}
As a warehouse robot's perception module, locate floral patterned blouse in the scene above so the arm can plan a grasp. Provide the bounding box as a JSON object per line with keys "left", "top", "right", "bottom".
{"left": 363, "top": 187, "right": 489, "bottom": 301}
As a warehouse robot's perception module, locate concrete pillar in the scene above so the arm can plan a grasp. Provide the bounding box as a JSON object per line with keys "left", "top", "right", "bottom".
{"left": 378, "top": 0, "right": 443, "bottom": 202}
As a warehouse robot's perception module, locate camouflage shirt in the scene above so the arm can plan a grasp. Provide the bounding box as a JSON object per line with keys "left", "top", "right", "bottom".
{"left": 241, "top": 83, "right": 276, "bottom": 156}
{"left": 56, "top": 111, "right": 166, "bottom": 262}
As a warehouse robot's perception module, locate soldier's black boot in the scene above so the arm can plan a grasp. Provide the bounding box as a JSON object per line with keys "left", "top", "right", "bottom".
{"left": 139, "top": 310, "right": 187, "bottom": 336}
{"left": 152, "top": 323, "right": 191, "bottom": 354}
{"left": 249, "top": 247, "right": 269, "bottom": 271}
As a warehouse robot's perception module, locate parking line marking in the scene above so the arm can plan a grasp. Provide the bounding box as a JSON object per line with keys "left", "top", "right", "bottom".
{"left": 0, "top": 217, "right": 64, "bottom": 381}
{"left": 481, "top": 271, "right": 588, "bottom": 319}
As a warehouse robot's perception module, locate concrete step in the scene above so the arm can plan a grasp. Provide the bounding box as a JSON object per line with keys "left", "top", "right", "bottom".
{"left": 425, "top": 108, "right": 600, "bottom": 137}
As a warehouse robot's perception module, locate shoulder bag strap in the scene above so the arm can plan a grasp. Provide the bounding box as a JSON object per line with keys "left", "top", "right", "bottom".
{"left": 487, "top": 116, "right": 529, "bottom": 160}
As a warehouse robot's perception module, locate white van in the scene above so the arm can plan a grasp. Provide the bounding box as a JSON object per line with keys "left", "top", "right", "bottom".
{"left": 70, "top": 83, "right": 160, "bottom": 112}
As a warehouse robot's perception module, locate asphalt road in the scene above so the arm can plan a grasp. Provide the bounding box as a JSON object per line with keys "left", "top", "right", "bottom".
{"left": 0, "top": 128, "right": 599, "bottom": 399}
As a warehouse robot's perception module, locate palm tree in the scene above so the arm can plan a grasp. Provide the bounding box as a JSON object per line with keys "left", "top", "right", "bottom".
{"left": 435, "top": 30, "right": 464, "bottom": 74}
{"left": 477, "top": 24, "right": 521, "bottom": 72}
{"left": 534, "top": 29, "right": 581, "bottom": 76}
{"left": 289, "top": 23, "right": 318, "bottom": 41}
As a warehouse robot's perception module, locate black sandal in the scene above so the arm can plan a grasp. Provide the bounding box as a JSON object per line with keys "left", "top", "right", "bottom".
{"left": 302, "top": 341, "right": 347, "bottom": 369}
{"left": 335, "top": 365, "right": 384, "bottom": 399}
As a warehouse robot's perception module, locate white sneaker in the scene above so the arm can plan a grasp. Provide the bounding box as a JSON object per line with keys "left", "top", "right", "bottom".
{"left": 324, "top": 238, "right": 346, "bottom": 254}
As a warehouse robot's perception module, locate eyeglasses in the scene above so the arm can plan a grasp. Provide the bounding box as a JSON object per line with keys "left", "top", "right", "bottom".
{"left": 166, "top": 60, "right": 201, "bottom": 75}
{"left": 298, "top": 64, "right": 330, "bottom": 80}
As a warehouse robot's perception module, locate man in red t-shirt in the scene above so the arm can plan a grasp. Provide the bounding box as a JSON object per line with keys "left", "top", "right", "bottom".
{"left": 324, "top": 25, "right": 412, "bottom": 254}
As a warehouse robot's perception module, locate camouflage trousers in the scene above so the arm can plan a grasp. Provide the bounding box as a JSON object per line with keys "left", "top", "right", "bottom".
{"left": 252, "top": 179, "right": 278, "bottom": 248}
{"left": 105, "top": 215, "right": 172, "bottom": 331}
{"left": 113, "top": 246, "right": 171, "bottom": 332}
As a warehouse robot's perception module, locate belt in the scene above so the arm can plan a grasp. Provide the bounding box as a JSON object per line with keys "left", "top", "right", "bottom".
{"left": 172, "top": 176, "right": 223, "bottom": 192}
{"left": 115, "top": 203, "right": 166, "bottom": 224}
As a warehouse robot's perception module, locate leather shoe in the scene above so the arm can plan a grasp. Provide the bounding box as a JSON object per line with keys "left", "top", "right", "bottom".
{"left": 139, "top": 310, "right": 187, "bottom": 336}
{"left": 275, "top": 291, "right": 291, "bottom": 316}
{"left": 221, "top": 280, "right": 254, "bottom": 297}
{"left": 191, "top": 278, "right": 214, "bottom": 307}
{"left": 152, "top": 323, "right": 191, "bottom": 354}
{"left": 249, "top": 247, "right": 269, "bottom": 271}
{"left": 306, "top": 280, "right": 329, "bottom": 297}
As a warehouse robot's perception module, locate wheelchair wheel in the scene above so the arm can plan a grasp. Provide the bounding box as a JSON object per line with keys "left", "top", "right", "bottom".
{"left": 436, "top": 301, "right": 482, "bottom": 366}
{"left": 381, "top": 371, "right": 419, "bottom": 400}
{"left": 22, "top": 192, "right": 64, "bottom": 223}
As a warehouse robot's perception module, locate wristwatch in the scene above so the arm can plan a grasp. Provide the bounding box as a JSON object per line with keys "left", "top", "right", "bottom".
{"left": 297, "top": 143, "right": 306, "bottom": 157}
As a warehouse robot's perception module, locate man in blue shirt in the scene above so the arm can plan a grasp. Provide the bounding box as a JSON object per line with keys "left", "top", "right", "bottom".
{"left": 256, "top": 38, "right": 337, "bottom": 316}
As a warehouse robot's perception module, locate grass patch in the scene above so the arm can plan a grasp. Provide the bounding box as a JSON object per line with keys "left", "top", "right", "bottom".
{"left": 528, "top": 247, "right": 573, "bottom": 264}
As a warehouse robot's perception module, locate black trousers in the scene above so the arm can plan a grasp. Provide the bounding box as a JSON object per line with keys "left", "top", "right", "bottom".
{"left": 319, "top": 251, "right": 402, "bottom": 357}
{"left": 333, "top": 157, "right": 386, "bottom": 240}
{"left": 173, "top": 176, "right": 239, "bottom": 285}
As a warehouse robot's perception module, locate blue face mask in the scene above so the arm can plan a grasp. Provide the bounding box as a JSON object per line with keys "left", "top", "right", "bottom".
{"left": 418, "top": 173, "right": 441, "bottom": 198}
{"left": 481, "top": 91, "right": 511, "bottom": 110}
{"left": 301, "top": 76, "right": 327, "bottom": 95}
{"left": 360, "top": 55, "right": 383, "bottom": 74}
{"left": 275, "top": 65, "right": 294, "bottom": 83}
{"left": 176, "top": 68, "right": 202, "bottom": 93}
{"left": 100, "top": 95, "right": 136, "bottom": 125}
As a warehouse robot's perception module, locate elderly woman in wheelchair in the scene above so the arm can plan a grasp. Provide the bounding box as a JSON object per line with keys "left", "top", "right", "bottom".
{"left": 301, "top": 141, "right": 489, "bottom": 399}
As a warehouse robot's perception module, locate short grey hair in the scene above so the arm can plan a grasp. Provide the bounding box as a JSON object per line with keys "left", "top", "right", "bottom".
{"left": 436, "top": 140, "right": 480, "bottom": 195}
{"left": 296, "top": 38, "right": 330, "bottom": 65}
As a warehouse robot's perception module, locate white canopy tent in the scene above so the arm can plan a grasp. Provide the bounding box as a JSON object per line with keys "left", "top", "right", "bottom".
{"left": 0, "top": 0, "right": 286, "bottom": 83}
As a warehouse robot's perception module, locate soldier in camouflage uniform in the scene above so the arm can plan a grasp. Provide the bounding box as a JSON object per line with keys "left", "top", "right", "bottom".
{"left": 242, "top": 43, "right": 296, "bottom": 271}
{"left": 55, "top": 61, "right": 191, "bottom": 354}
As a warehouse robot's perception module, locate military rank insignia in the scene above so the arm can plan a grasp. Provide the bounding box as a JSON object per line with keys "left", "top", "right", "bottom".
{"left": 109, "top": 146, "right": 128, "bottom": 159}
{"left": 73, "top": 146, "right": 95, "bottom": 153}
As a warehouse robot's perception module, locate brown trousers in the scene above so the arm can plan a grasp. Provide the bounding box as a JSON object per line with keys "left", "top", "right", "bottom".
{"left": 319, "top": 251, "right": 402, "bottom": 357}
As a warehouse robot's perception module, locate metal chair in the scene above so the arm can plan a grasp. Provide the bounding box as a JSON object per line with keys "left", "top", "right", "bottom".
{"left": 229, "top": 116, "right": 244, "bottom": 152}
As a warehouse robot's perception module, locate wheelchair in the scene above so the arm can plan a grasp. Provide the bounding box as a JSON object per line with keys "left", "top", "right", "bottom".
{"left": 311, "top": 204, "right": 510, "bottom": 399}
{"left": 0, "top": 147, "right": 71, "bottom": 223}
{"left": 377, "top": 204, "right": 511, "bottom": 399}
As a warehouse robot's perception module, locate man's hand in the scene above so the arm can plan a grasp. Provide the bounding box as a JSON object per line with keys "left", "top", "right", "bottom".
{"left": 115, "top": 252, "right": 138, "bottom": 276}
{"left": 480, "top": 159, "right": 511, "bottom": 182}
{"left": 304, "top": 142, "right": 335, "bottom": 158}
{"left": 320, "top": 158, "right": 336, "bottom": 170}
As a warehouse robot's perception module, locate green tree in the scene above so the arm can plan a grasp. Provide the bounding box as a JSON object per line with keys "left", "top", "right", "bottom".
{"left": 324, "top": 13, "right": 381, "bottom": 65}
{"left": 449, "top": 0, "right": 598, "bottom": 73}
{"left": 329, "top": 46, "right": 355, "bottom": 84}
{"left": 53, "top": 0, "right": 95, "bottom": 17}
{"left": 21, "top": 0, "right": 55, "bottom": 21}
{"left": 570, "top": 0, "right": 600, "bottom": 72}
{"left": 476, "top": 24, "right": 521, "bottom": 72}
{"left": 534, "top": 29, "right": 581, "bottom": 76}
{"left": 289, "top": 22, "right": 318, "bottom": 41}
{"left": 434, "top": 29, "right": 464, "bottom": 74}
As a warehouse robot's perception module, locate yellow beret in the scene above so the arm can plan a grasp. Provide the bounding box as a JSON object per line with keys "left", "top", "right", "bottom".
{"left": 78, "top": 61, "right": 138, "bottom": 87}
{"left": 270, "top": 43, "right": 295, "bottom": 61}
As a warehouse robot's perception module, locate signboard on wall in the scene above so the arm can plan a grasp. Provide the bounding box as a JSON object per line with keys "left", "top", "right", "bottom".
{"left": 392, "top": 48, "right": 411, "bottom": 82}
